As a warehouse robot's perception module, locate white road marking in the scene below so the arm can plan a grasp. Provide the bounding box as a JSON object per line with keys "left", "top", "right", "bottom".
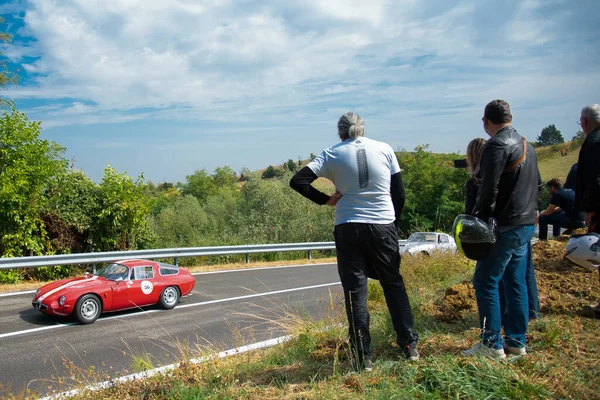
{"left": 0, "top": 282, "right": 340, "bottom": 339}
{"left": 0, "top": 290, "right": 36, "bottom": 297}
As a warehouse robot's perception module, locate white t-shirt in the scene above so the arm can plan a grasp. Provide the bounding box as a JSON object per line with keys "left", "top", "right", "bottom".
{"left": 307, "top": 137, "right": 400, "bottom": 225}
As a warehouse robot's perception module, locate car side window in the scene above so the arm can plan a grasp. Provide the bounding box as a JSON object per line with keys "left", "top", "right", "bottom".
{"left": 133, "top": 266, "right": 155, "bottom": 280}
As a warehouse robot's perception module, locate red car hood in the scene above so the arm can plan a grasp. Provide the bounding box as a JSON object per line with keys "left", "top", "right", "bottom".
{"left": 34, "top": 275, "right": 107, "bottom": 301}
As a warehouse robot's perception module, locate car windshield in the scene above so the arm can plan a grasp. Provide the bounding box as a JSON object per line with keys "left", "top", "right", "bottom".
{"left": 408, "top": 233, "right": 436, "bottom": 242}
{"left": 95, "top": 263, "right": 130, "bottom": 281}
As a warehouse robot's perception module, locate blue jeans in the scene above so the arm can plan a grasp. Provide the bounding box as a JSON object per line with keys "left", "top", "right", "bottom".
{"left": 499, "top": 241, "right": 540, "bottom": 320}
{"left": 538, "top": 212, "right": 585, "bottom": 240}
{"left": 473, "top": 225, "right": 535, "bottom": 349}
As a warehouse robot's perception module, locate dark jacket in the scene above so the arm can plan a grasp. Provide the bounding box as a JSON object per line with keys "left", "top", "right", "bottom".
{"left": 575, "top": 127, "right": 600, "bottom": 214}
{"left": 473, "top": 125, "right": 541, "bottom": 226}
{"left": 564, "top": 163, "right": 577, "bottom": 191}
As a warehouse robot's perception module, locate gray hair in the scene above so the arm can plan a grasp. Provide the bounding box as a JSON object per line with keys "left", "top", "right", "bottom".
{"left": 581, "top": 104, "right": 600, "bottom": 123}
{"left": 338, "top": 112, "right": 364, "bottom": 140}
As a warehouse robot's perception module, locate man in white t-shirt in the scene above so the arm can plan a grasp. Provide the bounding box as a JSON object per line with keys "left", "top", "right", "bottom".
{"left": 290, "top": 112, "right": 419, "bottom": 370}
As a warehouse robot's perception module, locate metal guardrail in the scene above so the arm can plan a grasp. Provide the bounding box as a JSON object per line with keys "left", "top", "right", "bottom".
{"left": 0, "top": 242, "right": 337, "bottom": 270}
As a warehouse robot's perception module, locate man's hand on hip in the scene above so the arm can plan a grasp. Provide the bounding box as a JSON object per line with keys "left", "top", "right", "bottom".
{"left": 327, "top": 191, "right": 343, "bottom": 206}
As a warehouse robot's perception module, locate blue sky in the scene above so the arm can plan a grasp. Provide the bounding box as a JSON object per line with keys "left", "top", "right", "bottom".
{"left": 1, "top": 0, "right": 599, "bottom": 183}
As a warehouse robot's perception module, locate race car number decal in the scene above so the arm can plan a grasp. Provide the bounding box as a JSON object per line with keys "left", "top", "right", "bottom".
{"left": 141, "top": 280, "right": 153, "bottom": 295}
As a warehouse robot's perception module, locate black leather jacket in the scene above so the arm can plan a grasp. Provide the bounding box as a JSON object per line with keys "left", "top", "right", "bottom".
{"left": 473, "top": 125, "right": 541, "bottom": 226}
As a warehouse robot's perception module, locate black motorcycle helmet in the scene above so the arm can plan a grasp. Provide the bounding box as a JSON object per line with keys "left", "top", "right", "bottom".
{"left": 453, "top": 214, "right": 497, "bottom": 260}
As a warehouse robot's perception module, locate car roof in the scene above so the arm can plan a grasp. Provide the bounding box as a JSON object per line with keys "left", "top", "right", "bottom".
{"left": 113, "top": 259, "right": 159, "bottom": 267}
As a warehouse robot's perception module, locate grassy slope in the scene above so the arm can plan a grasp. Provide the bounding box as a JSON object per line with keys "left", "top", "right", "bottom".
{"left": 536, "top": 143, "right": 579, "bottom": 182}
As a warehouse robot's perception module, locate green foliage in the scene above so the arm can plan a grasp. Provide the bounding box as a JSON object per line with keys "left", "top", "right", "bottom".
{"left": 398, "top": 145, "right": 470, "bottom": 234}
{"left": 537, "top": 124, "right": 564, "bottom": 146}
{"left": 213, "top": 166, "right": 238, "bottom": 188}
{"left": 43, "top": 170, "right": 98, "bottom": 253}
{"left": 0, "top": 107, "right": 67, "bottom": 257}
{"left": 283, "top": 159, "right": 298, "bottom": 172}
{"left": 261, "top": 165, "right": 283, "bottom": 179}
{"left": 147, "top": 195, "right": 209, "bottom": 248}
{"left": 91, "top": 165, "right": 153, "bottom": 251}
{"left": 179, "top": 169, "right": 217, "bottom": 201}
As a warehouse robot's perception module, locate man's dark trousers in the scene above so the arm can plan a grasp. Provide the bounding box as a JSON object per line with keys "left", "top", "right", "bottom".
{"left": 334, "top": 222, "right": 418, "bottom": 360}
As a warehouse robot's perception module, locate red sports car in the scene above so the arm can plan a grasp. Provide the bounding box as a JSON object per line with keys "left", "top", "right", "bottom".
{"left": 32, "top": 259, "right": 195, "bottom": 324}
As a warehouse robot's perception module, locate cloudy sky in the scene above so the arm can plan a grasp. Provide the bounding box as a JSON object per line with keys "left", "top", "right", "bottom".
{"left": 1, "top": 0, "right": 599, "bottom": 182}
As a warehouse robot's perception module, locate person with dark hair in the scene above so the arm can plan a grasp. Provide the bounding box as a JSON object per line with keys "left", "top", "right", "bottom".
{"left": 464, "top": 100, "right": 541, "bottom": 358}
{"left": 463, "top": 137, "right": 540, "bottom": 322}
{"left": 537, "top": 178, "right": 585, "bottom": 240}
{"left": 290, "top": 112, "right": 419, "bottom": 370}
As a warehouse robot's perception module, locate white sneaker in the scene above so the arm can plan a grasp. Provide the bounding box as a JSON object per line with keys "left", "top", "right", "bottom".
{"left": 462, "top": 342, "right": 507, "bottom": 359}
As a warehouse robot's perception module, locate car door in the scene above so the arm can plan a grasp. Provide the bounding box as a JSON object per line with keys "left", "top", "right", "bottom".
{"left": 109, "top": 266, "right": 133, "bottom": 310}
{"left": 127, "top": 265, "right": 160, "bottom": 307}
{"left": 439, "top": 234, "right": 451, "bottom": 251}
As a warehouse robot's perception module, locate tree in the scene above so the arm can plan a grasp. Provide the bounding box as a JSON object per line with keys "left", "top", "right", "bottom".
{"left": 0, "top": 107, "right": 67, "bottom": 257}
{"left": 283, "top": 159, "right": 297, "bottom": 172}
{"left": 213, "top": 165, "right": 238, "bottom": 188}
{"left": 91, "top": 165, "right": 153, "bottom": 251}
{"left": 43, "top": 169, "right": 99, "bottom": 253}
{"left": 537, "top": 124, "right": 564, "bottom": 146}
{"left": 310, "top": 153, "right": 317, "bottom": 161}
{"left": 261, "top": 165, "right": 282, "bottom": 179}
{"left": 179, "top": 169, "right": 217, "bottom": 201}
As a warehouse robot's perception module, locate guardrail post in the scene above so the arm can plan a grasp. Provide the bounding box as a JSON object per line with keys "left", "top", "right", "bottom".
{"left": 174, "top": 257, "right": 179, "bottom": 267}
{"left": 92, "top": 264, "right": 97, "bottom": 274}
{"left": 308, "top": 250, "right": 312, "bottom": 260}
{"left": 246, "top": 253, "right": 250, "bottom": 264}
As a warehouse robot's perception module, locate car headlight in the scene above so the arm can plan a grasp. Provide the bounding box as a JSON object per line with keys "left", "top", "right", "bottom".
{"left": 58, "top": 296, "right": 66, "bottom": 306}
{"left": 35, "top": 289, "right": 41, "bottom": 296}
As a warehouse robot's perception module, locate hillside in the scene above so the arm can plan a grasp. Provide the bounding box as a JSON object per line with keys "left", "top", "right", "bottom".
{"left": 536, "top": 142, "right": 579, "bottom": 182}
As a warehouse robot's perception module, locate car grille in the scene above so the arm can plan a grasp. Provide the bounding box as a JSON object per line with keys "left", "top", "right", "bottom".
{"left": 32, "top": 301, "right": 48, "bottom": 310}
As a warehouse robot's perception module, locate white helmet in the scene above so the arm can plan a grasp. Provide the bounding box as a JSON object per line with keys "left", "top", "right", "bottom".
{"left": 565, "top": 233, "right": 600, "bottom": 270}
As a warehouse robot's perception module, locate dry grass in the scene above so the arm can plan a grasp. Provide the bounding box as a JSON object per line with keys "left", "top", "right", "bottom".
{"left": 537, "top": 145, "right": 579, "bottom": 182}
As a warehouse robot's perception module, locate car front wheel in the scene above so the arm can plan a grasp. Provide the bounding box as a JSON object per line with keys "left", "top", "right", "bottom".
{"left": 74, "top": 294, "right": 101, "bottom": 324}
{"left": 159, "top": 286, "right": 180, "bottom": 310}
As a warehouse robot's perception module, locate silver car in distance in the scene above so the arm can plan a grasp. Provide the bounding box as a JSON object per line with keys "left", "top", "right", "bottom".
{"left": 398, "top": 232, "right": 457, "bottom": 257}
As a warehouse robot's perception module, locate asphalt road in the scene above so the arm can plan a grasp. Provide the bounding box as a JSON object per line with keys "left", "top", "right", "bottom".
{"left": 0, "top": 263, "right": 341, "bottom": 398}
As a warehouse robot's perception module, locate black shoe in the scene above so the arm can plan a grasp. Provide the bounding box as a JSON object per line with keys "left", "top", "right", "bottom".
{"left": 403, "top": 345, "right": 419, "bottom": 361}
{"left": 363, "top": 357, "right": 373, "bottom": 372}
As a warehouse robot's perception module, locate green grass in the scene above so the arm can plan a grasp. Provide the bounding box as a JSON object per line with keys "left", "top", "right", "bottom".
{"left": 537, "top": 144, "right": 579, "bottom": 182}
